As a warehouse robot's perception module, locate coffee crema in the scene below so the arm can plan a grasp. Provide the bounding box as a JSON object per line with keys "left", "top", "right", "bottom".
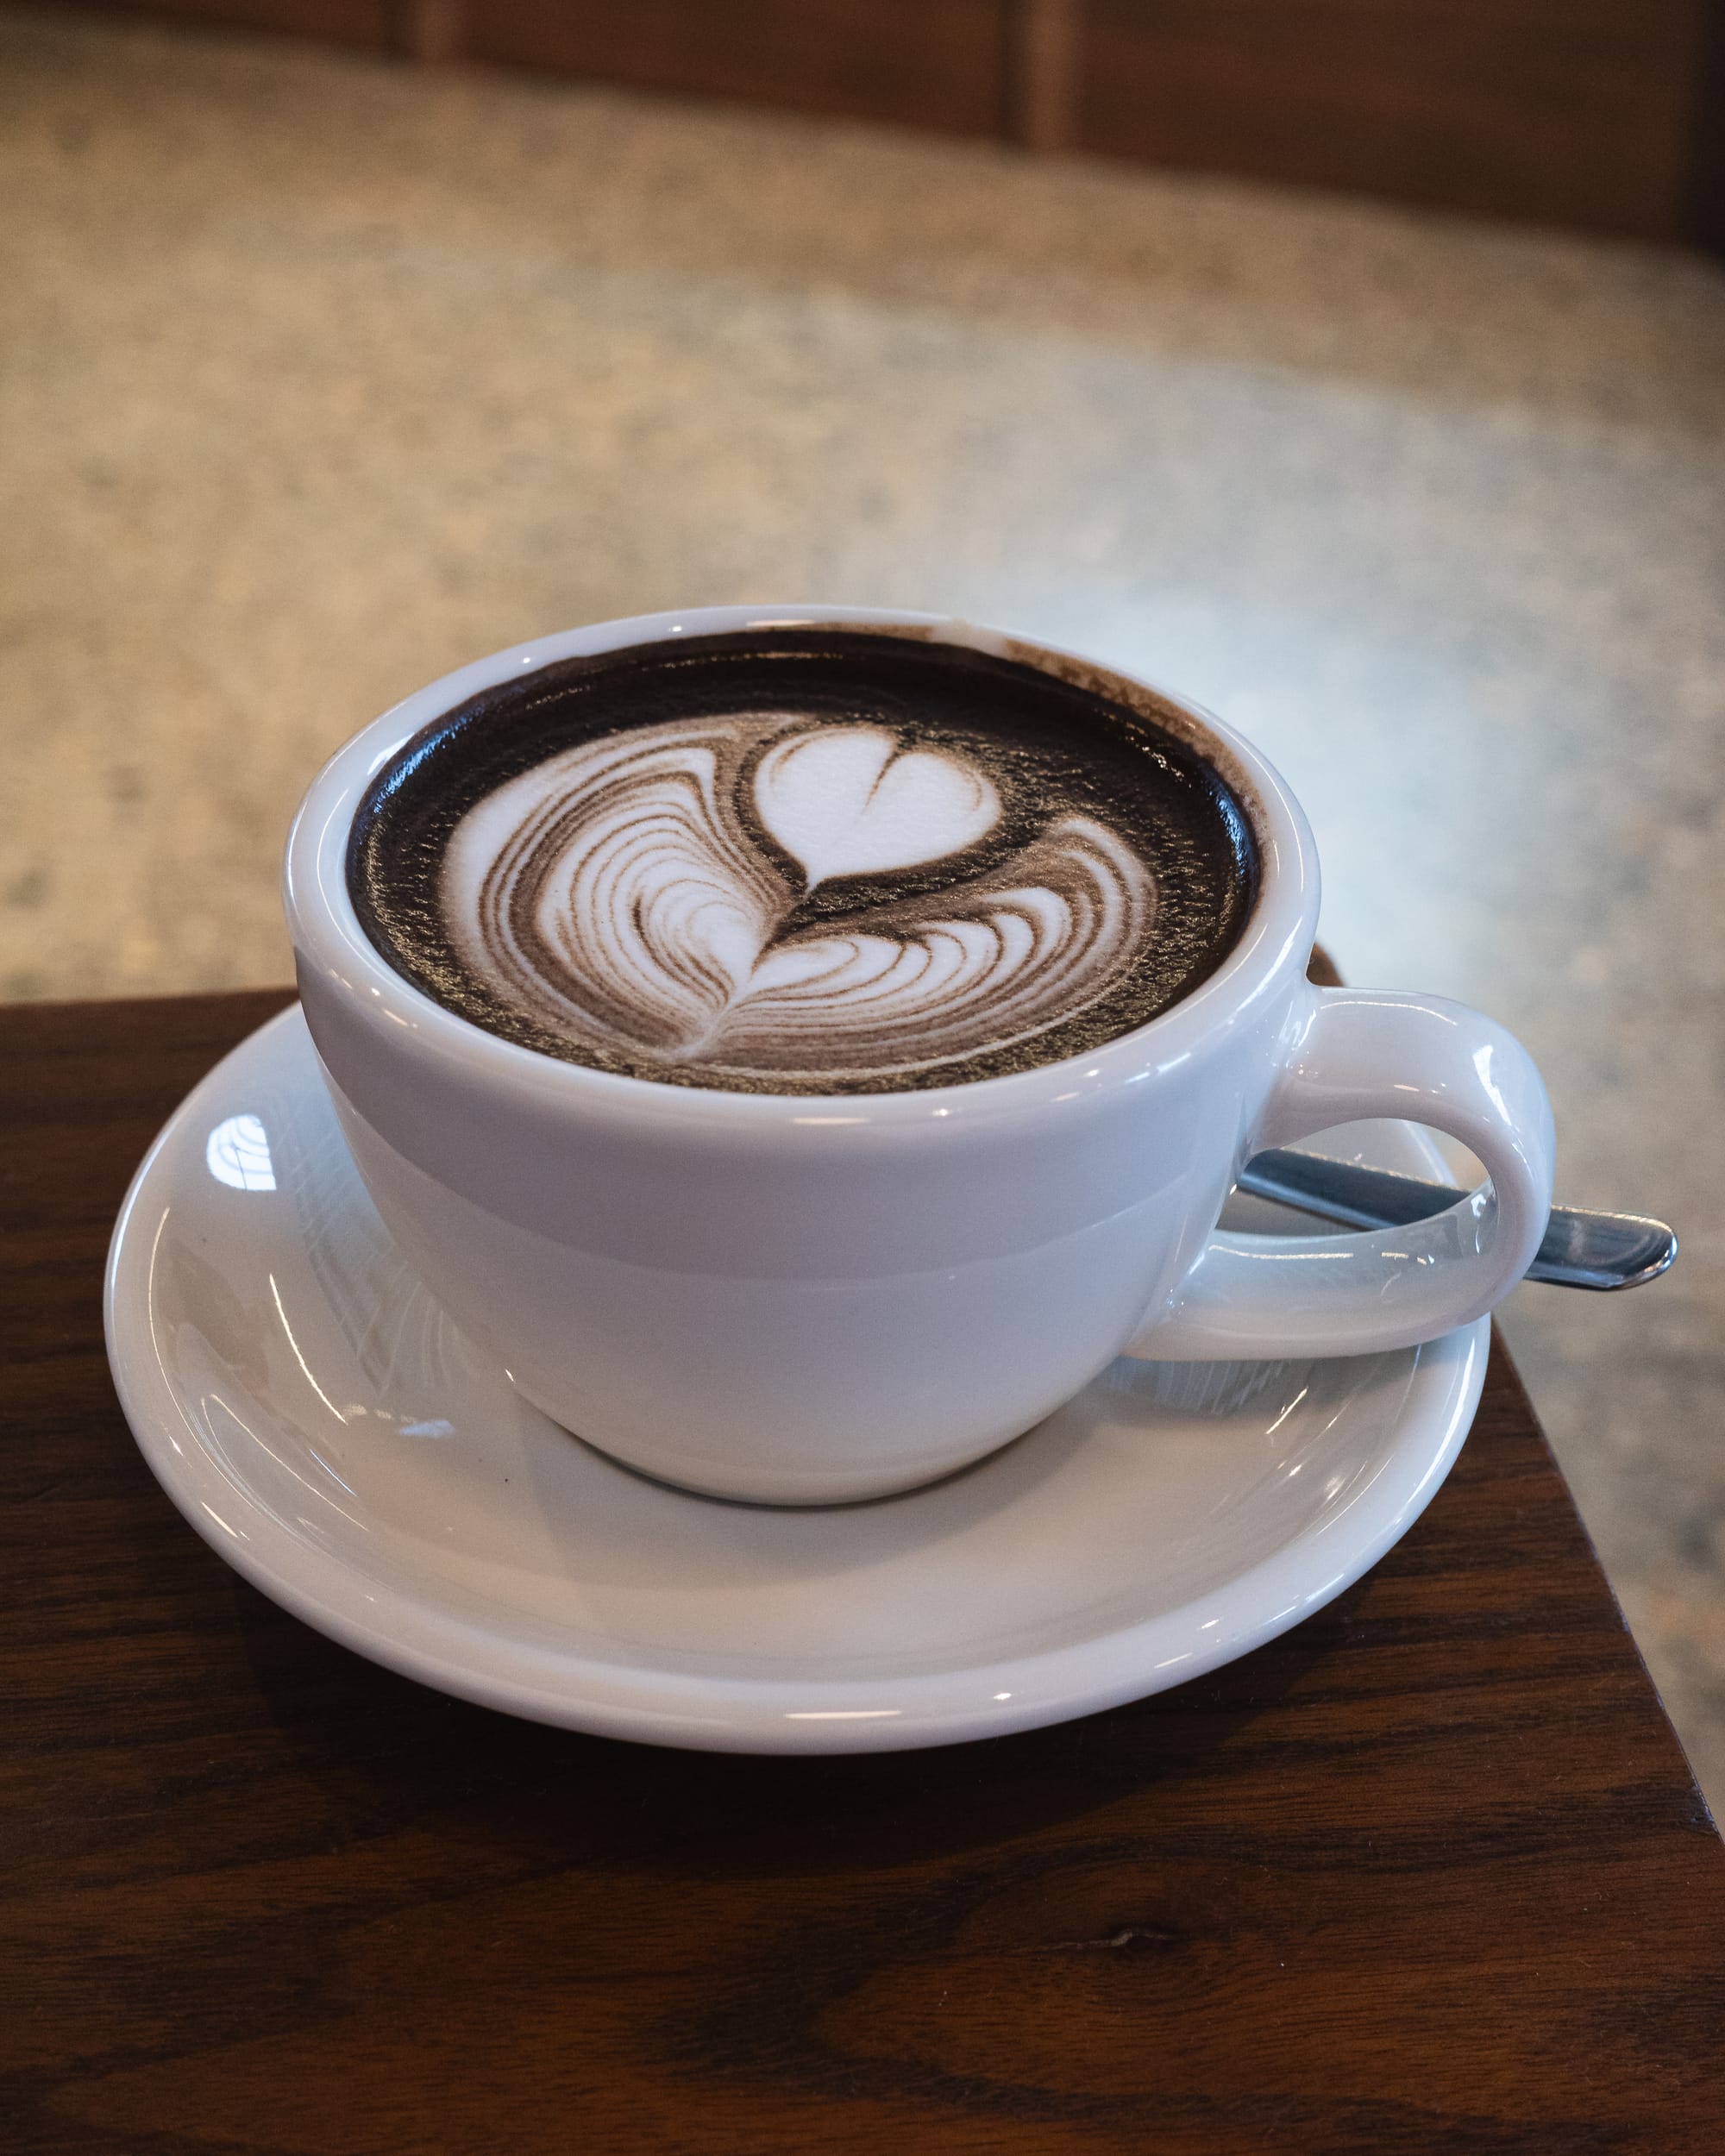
{"left": 348, "top": 630, "right": 1258, "bottom": 1094}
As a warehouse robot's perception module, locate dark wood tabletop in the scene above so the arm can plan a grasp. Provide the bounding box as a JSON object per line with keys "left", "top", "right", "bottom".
{"left": 6, "top": 980, "right": 1725, "bottom": 2155}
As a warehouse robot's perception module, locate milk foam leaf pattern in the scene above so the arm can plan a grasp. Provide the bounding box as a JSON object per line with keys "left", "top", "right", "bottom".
{"left": 347, "top": 628, "right": 1263, "bottom": 1096}
{"left": 441, "top": 714, "right": 1154, "bottom": 1085}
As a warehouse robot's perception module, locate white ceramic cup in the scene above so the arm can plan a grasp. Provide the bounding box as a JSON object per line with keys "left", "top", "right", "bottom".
{"left": 285, "top": 605, "right": 1554, "bottom": 1505}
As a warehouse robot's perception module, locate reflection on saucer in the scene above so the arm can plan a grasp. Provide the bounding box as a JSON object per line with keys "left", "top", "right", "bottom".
{"left": 109, "top": 1006, "right": 1487, "bottom": 1752}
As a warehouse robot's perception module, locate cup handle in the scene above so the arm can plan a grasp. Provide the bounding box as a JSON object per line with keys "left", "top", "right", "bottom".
{"left": 1127, "top": 985, "right": 1555, "bottom": 1361}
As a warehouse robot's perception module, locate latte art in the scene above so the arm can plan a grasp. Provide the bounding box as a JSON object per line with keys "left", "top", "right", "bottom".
{"left": 348, "top": 629, "right": 1258, "bottom": 1094}
{"left": 444, "top": 718, "right": 1151, "bottom": 1082}
{"left": 752, "top": 724, "right": 1000, "bottom": 888}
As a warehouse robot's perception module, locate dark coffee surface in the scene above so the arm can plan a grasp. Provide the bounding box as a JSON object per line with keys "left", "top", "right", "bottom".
{"left": 348, "top": 630, "right": 1258, "bottom": 1093}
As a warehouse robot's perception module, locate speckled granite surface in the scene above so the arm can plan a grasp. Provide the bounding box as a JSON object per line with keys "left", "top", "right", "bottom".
{"left": 5, "top": 10, "right": 1723, "bottom": 1796}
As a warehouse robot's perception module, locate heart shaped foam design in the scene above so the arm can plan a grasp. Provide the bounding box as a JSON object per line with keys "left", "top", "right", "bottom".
{"left": 441, "top": 712, "right": 1153, "bottom": 1084}
{"left": 752, "top": 724, "right": 1000, "bottom": 890}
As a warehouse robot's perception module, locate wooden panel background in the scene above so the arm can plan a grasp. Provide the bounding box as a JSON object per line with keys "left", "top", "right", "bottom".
{"left": 1692, "top": 0, "right": 1725, "bottom": 247}
{"left": 36, "top": 0, "right": 1725, "bottom": 242}
{"left": 462, "top": 0, "right": 1010, "bottom": 137}
{"left": 70, "top": 0, "right": 389, "bottom": 50}
{"left": 1077, "top": 0, "right": 1713, "bottom": 241}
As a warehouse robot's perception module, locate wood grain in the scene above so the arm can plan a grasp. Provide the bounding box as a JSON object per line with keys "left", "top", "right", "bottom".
{"left": 390, "top": 0, "right": 461, "bottom": 65}
{"left": 1078, "top": 0, "right": 1712, "bottom": 239}
{"left": 461, "top": 0, "right": 1011, "bottom": 138}
{"left": 1690, "top": 0, "right": 1725, "bottom": 248}
{"left": 1007, "top": 0, "right": 1081, "bottom": 152}
{"left": 4, "top": 979, "right": 1725, "bottom": 2153}
{"left": 62, "top": 0, "right": 391, "bottom": 48}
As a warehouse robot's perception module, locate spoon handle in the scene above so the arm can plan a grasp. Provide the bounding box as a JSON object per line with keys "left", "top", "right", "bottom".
{"left": 1236, "top": 1151, "right": 1677, "bottom": 1292}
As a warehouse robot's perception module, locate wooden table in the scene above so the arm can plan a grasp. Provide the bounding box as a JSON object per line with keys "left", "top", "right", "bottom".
{"left": 6, "top": 985, "right": 1725, "bottom": 2154}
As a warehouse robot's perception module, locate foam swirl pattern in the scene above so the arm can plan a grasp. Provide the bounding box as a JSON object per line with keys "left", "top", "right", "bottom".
{"left": 442, "top": 715, "right": 1154, "bottom": 1086}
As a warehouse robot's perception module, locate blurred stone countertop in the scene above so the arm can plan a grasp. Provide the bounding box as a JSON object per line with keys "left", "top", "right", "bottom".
{"left": 3, "top": 6, "right": 1723, "bottom": 1801}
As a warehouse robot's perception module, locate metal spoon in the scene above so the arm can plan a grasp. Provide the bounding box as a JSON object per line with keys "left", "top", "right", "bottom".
{"left": 1236, "top": 1151, "right": 1677, "bottom": 1291}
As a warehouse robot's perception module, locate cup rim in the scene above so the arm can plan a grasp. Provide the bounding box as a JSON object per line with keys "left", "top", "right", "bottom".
{"left": 284, "top": 605, "right": 1320, "bottom": 1133}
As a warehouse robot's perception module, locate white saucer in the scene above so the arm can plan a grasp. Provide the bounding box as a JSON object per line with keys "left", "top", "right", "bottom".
{"left": 105, "top": 1006, "right": 1487, "bottom": 1754}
